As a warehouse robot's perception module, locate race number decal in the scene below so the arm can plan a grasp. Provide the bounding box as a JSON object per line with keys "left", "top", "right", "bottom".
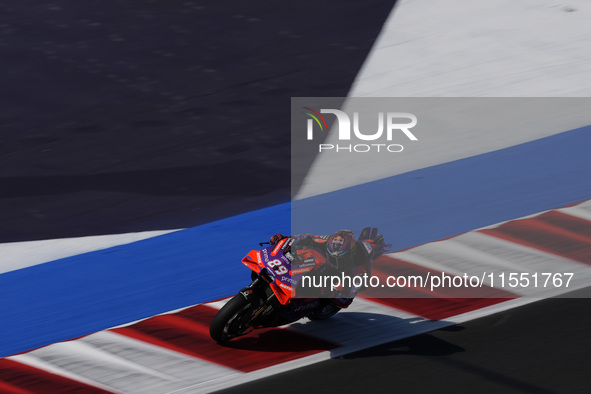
{"left": 268, "top": 259, "right": 288, "bottom": 275}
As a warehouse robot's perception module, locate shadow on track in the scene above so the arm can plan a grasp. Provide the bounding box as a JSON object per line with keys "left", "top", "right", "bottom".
{"left": 338, "top": 330, "right": 466, "bottom": 359}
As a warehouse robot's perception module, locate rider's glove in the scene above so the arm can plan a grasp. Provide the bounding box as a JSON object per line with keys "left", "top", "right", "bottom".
{"left": 372, "top": 233, "right": 384, "bottom": 247}
{"left": 270, "top": 233, "right": 286, "bottom": 244}
{"left": 371, "top": 234, "right": 390, "bottom": 259}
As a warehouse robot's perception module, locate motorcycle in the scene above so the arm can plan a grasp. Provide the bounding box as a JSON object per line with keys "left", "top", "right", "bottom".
{"left": 209, "top": 228, "right": 388, "bottom": 344}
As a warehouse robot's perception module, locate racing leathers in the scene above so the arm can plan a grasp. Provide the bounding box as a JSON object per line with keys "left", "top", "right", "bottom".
{"left": 270, "top": 229, "right": 389, "bottom": 309}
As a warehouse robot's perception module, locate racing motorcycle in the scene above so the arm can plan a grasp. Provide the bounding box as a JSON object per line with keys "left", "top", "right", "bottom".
{"left": 209, "top": 228, "right": 387, "bottom": 344}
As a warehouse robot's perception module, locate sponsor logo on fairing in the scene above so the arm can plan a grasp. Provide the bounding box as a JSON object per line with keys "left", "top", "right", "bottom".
{"left": 271, "top": 239, "right": 286, "bottom": 256}
{"left": 298, "top": 260, "right": 317, "bottom": 268}
{"left": 281, "top": 276, "right": 297, "bottom": 285}
{"left": 278, "top": 282, "right": 293, "bottom": 292}
{"left": 240, "top": 289, "right": 254, "bottom": 298}
{"left": 291, "top": 266, "right": 315, "bottom": 275}
{"left": 293, "top": 301, "right": 319, "bottom": 313}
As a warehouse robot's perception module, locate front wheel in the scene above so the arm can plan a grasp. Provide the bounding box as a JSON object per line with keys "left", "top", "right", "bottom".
{"left": 210, "top": 294, "right": 259, "bottom": 343}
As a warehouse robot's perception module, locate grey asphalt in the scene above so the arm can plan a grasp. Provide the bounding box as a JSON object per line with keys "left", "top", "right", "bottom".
{"left": 0, "top": 0, "right": 396, "bottom": 242}
{"left": 219, "top": 288, "right": 591, "bottom": 394}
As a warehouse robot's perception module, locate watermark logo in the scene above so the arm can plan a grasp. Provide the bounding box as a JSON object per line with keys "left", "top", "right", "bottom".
{"left": 303, "top": 107, "right": 418, "bottom": 153}
{"left": 303, "top": 107, "right": 329, "bottom": 139}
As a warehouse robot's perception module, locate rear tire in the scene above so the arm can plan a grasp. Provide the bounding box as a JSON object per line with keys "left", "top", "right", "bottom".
{"left": 307, "top": 302, "right": 341, "bottom": 320}
{"left": 210, "top": 294, "right": 258, "bottom": 343}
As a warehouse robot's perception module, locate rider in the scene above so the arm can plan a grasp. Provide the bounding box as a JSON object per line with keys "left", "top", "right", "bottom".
{"left": 269, "top": 228, "right": 389, "bottom": 309}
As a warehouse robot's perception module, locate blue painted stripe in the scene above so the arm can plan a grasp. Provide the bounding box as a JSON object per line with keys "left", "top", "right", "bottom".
{"left": 293, "top": 126, "right": 591, "bottom": 250}
{"left": 0, "top": 204, "right": 290, "bottom": 357}
{"left": 2, "top": 126, "right": 590, "bottom": 357}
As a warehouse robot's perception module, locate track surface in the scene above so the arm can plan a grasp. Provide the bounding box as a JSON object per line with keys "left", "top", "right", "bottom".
{"left": 2, "top": 200, "right": 590, "bottom": 391}
{"left": 220, "top": 288, "right": 591, "bottom": 394}
{"left": 0, "top": 0, "right": 395, "bottom": 242}
{"left": 2, "top": 1, "right": 590, "bottom": 393}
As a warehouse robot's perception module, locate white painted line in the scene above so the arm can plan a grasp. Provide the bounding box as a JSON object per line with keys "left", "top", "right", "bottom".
{"left": 0, "top": 230, "right": 181, "bottom": 274}
{"left": 558, "top": 202, "right": 591, "bottom": 222}
{"left": 10, "top": 352, "right": 121, "bottom": 394}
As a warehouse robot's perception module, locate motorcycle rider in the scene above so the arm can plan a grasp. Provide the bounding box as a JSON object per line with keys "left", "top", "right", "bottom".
{"left": 269, "top": 228, "right": 389, "bottom": 310}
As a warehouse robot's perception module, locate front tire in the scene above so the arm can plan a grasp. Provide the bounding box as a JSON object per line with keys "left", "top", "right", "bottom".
{"left": 210, "top": 294, "right": 258, "bottom": 343}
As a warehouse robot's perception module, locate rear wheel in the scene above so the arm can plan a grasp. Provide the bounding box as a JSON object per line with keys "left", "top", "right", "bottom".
{"left": 307, "top": 301, "right": 341, "bottom": 320}
{"left": 210, "top": 293, "right": 259, "bottom": 343}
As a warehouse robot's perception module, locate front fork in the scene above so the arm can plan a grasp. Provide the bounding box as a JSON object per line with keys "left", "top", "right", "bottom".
{"left": 239, "top": 274, "right": 280, "bottom": 327}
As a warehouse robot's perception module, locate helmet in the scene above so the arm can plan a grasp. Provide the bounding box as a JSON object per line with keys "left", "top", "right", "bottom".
{"left": 326, "top": 230, "right": 355, "bottom": 270}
